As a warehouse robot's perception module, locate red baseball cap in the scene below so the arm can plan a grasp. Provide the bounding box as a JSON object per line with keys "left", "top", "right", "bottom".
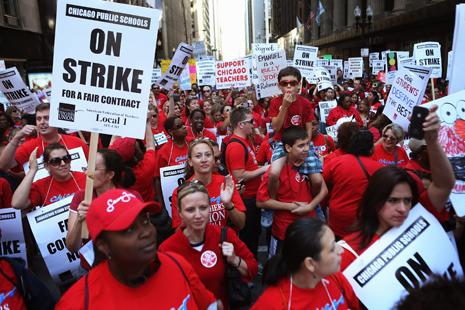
{"left": 109, "top": 137, "right": 136, "bottom": 162}
{"left": 87, "top": 189, "right": 160, "bottom": 241}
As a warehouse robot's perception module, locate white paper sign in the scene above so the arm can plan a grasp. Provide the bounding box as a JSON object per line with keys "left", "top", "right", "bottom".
{"left": 446, "top": 51, "right": 452, "bottom": 81}
{"left": 422, "top": 90, "right": 465, "bottom": 216}
{"left": 343, "top": 61, "right": 350, "bottom": 79}
{"left": 0, "top": 67, "right": 40, "bottom": 114}
{"left": 329, "top": 59, "right": 343, "bottom": 70}
{"left": 293, "top": 45, "right": 318, "bottom": 68}
{"left": 343, "top": 205, "right": 463, "bottom": 310}
{"left": 158, "top": 43, "right": 193, "bottom": 90}
{"left": 178, "top": 63, "right": 192, "bottom": 91}
{"left": 50, "top": 0, "right": 161, "bottom": 139}
{"left": 349, "top": 57, "right": 364, "bottom": 78}
{"left": 314, "top": 67, "right": 333, "bottom": 91}
{"left": 196, "top": 59, "right": 216, "bottom": 86}
{"left": 318, "top": 100, "right": 337, "bottom": 123}
{"left": 413, "top": 41, "right": 442, "bottom": 78}
{"left": 215, "top": 58, "right": 251, "bottom": 89}
{"left": 325, "top": 125, "right": 337, "bottom": 141}
{"left": 383, "top": 67, "right": 431, "bottom": 130}
{"left": 23, "top": 146, "right": 88, "bottom": 183}
{"left": 323, "top": 65, "right": 337, "bottom": 85}
{"left": 399, "top": 57, "right": 415, "bottom": 69}
{"left": 316, "top": 59, "right": 330, "bottom": 67}
{"left": 151, "top": 68, "right": 161, "bottom": 84}
{"left": 369, "top": 52, "right": 379, "bottom": 67}
{"left": 192, "top": 41, "right": 206, "bottom": 59}
{"left": 372, "top": 60, "right": 385, "bottom": 75}
{"left": 252, "top": 43, "right": 279, "bottom": 55}
{"left": 160, "top": 163, "right": 186, "bottom": 218}
{"left": 0, "top": 208, "right": 27, "bottom": 262}
{"left": 449, "top": 4, "right": 465, "bottom": 94}
{"left": 361, "top": 48, "right": 369, "bottom": 57}
{"left": 27, "top": 196, "right": 82, "bottom": 284}
{"left": 255, "top": 49, "right": 287, "bottom": 98}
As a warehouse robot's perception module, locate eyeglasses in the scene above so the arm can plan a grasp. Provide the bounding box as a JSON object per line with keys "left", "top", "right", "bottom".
{"left": 173, "top": 122, "right": 185, "bottom": 129}
{"left": 278, "top": 80, "right": 299, "bottom": 87}
{"left": 151, "top": 114, "right": 158, "bottom": 118}
{"left": 48, "top": 154, "right": 72, "bottom": 166}
{"left": 241, "top": 119, "right": 254, "bottom": 125}
{"left": 382, "top": 134, "right": 397, "bottom": 141}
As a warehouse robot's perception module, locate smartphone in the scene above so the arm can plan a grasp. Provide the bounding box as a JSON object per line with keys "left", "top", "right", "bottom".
{"left": 408, "top": 106, "right": 429, "bottom": 139}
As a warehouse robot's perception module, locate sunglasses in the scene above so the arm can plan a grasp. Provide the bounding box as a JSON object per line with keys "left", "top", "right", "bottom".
{"left": 382, "top": 134, "right": 397, "bottom": 141}
{"left": 241, "top": 119, "right": 254, "bottom": 125}
{"left": 278, "top": 80, "right": 299, "bottom": 87}
{"left": 48, "top": 154, "right": 72, "bottom": 166}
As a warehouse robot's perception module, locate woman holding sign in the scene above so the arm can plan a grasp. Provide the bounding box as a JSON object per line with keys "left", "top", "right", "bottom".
{"left": 325, "top": 93, "right": 363, "bottom": 127}
{"left": 339, "top": 106, "right": 455, "bottom": 270}
{"left": 12, "top": 143, "right": 86, "bottom": 210}
{"left": 252, "top": 218, "right": 360, "bottom": 310}
{"left": 170, "top": 138, "right": 246, "bottom": 230}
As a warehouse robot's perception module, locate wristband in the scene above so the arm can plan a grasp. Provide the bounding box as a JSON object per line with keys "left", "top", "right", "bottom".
{"left": 225, "top": 204, "right": 234, "bottom": 211}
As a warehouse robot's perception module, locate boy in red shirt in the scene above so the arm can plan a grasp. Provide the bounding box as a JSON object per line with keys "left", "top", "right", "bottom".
{"left": 257, "top": 126, "right": 327, "bottom": 255}
{"left": 267, "top": 67, "right": 323, "bottom": 199}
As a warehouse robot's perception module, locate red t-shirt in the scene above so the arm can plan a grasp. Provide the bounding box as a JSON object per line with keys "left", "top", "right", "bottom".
{"left": 252, "top": 272, "right": 360, "bottom": 310}
{"left": 131, "top": 150, "right": 156, "bottom": 202}
{"left": 170, "top": 174, "right": 246, "bottom": 228}
{"left": 155, "top": 140, "right": 188, "bottom": 178}
{"left": 204, "top": 116, "right": 215, "bottom": 129}
{"left": 185, "top": 126, "right": 216, "bottom": 143}
{"left": 15, "top": 134, "right": 89, "bottom": 167}
{"left": 159, "top": 225, "right": 257, "bottom": 307}
{"left": 323, "top": 155, "right": 383, "bottom": 237}
{"left": 268, "top": 95, "right": 314, "bottom": 140}
{"left": 154, "top": 93, "right": 168, "bottom": 108}
{"left": 326, "top": 106, "right": 363, "bottom": 127}
{"left": 323, "top": 148, "right": 346, "bottom": 165}
{"left": 256, "top": 137, "right": 272, "bottom": 165}
{"left": 372, "top": 144, "right": 409, "bottom": 166}
{"left": 257, "top": 165, "right": 316, "bottom": 240}
{"left": 312, "top": 133, "right": 335, "bottom": 157}
{"left": 0, "top": 178, "right": 12, "bottom": 209}
{"left": 340, "top": 232, "right": 380, "bottom": 271}
{"left": 225, "top": 134, "right": 261, "bottom": 198}
{"left": 30, "top": 171, "right": 86, "bottom": 208}
{"left": 56, "top": 252, "right": 216, "bottom": 310}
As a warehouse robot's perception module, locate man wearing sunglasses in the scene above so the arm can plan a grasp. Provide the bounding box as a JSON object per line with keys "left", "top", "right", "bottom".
{"left": 267, "top": 67, "right": 323, "bottom": 199}
{"left": 0, "top": 103, "right": 89, "bottom": 172}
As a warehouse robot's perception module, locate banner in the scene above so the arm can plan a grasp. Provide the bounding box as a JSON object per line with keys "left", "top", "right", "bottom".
{"left": 349, "top": 57, "right": 364, "bottom": 78}
{"left": 215, "top": 58, "right": 251, "bottom": 89}
{"left": 343, "top": 205, "right": 463, "bottom": 310}
{"left": 423, "top": 90, "right": 465, "bottom": 216}
{"left": 255, "top": 49, "right": 287, "bottom": 99}
{"left": 160, "top": 164, "right": 186, "bottom": 218}
{"left": 0, "top": 208, "right": 27, "bottom": 262}
{"left": 383, "top": 66, "right": 431, "bottom": 130}
{"left": 0, "top": 67, "right": 40, "bottom": 114}
{"left": 318, "top": 100, "right": 337, "bottom": 123}
{"left": 23, "top": 146, "right": 88, "bottom": 182}
{"left": 372, "top": 60, "right": 385, "bottom": 75}
{"left": 27, "top": 196, "right": 82, "bottom": 284}
{"left": 50, "top": 0, "right": 161, "bottom": 139}
{"left": 196, "top": 58, "right": 216, "bottom": 86}
{"left": 157, "top": 42, "right": 193, "bottom": 90}
{"left": 413, "top": 41, "right": 442, "bottom": 78}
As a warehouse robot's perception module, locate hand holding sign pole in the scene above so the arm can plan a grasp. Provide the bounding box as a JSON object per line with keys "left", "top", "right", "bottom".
{"left": 81, "top": 132, "right": 99, "bottom": 239}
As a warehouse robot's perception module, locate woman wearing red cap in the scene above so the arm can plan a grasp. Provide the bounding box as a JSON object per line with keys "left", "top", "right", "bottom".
{"left": 159, "top": 182, "right": 257, "bottom": 309}
{"left": 57, "top": 189, "right": 220, "bottom": 309}
{"left": 170, "top": 138, "right": 246, "bottom": 230}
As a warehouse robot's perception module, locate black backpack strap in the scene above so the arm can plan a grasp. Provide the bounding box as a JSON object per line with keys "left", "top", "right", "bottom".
{"left": 355, "top": 156, "right": 370, "bottom": 179}
{"left": 165, "top": 252, "right": 189, "bottom": 283}
{"left": 221, "top": 227, "right": 228, "bottom": 243}
{"left": 229, "top": 138, "right": 249, "bottom": 163}
{"left": 394, "top": 148, "right": 398, "bottom": 165}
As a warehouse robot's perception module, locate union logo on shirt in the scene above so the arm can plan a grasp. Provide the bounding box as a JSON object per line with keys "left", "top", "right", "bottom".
{"left": 291, "top": 115, "right": 301, "bottom": 126}
{"left": 295, "top": 172, "right": 304, "bottom": 183}
{"left": 200, "top": 250, "right": 217, "bottom": 268}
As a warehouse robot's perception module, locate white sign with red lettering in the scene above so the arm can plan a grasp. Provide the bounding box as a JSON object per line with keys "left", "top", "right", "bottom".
{"left": 215, "top": 58, "right": 251, "bottom": 89}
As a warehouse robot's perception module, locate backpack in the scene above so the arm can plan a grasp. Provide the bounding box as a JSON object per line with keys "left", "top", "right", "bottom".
{"left": 0, "top": 257, "right": 56, "bottom": 310}
{"left": 220, "top": 137, "right": 249, "bottom": 173}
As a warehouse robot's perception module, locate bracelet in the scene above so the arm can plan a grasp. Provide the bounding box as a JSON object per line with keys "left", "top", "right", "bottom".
{"left": 225, "top": 204, "right": 234, "bottom": 211}
{"left": 234, "top": 257, "right": 242, "bottom": 268}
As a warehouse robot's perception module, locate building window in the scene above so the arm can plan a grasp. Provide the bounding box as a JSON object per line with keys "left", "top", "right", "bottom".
{"left": 385, "top": 0, "right": 394, "bottom": 11}
{"left": 2, "top": 0, "right": 19, "bottom": 26}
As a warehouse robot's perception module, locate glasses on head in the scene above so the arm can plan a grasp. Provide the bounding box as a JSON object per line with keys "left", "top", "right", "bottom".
{"left": 382, "top": 134, "right": 397, "bottom": 141}
{"left": 48, "top": 154, "right": 72, "bottom": 167}
{"left": 278, "top": 80, "right": 299, "bottom": 87}
{"left": 240, "top": 119, "right": 254, "bottom": 125}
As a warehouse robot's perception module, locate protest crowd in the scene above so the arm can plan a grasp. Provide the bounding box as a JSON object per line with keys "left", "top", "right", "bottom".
{"left": 1, "top": 1, "right": 465, "bottom": 310}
